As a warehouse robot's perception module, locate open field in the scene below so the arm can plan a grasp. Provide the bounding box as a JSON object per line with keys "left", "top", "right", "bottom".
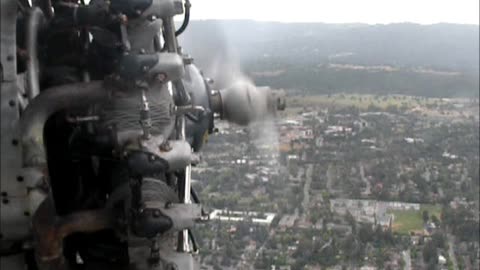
{"left": 286, "top": 94, "right": 448, "bottom": 110}
{"left": 281, "top": 94, "right": 479, "bottom": 121}
{"left": 390, "top": 204, "right": 442, "bottom": 235}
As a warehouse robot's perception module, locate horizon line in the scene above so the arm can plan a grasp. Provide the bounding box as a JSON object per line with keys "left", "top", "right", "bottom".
{"left": 185, "top": 18, "right": 480, "bottom": 26}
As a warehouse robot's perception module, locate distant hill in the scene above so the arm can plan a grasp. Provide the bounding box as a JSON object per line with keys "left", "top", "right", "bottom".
{"left": 179, "top": 20, "right": 479, "bottom": 97}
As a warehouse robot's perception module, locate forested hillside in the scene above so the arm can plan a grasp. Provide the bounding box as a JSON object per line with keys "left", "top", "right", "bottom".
{"left": 179, "top": 20, "right": 479, "bottom": 97}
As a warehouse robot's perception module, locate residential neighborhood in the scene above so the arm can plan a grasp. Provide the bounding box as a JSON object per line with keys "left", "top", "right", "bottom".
{"left": 192, "top": 94, "right": 479, "bottom": 270}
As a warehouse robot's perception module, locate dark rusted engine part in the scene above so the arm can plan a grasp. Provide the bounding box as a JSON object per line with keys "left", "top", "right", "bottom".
{"left": 32, "top": 196, "right": 116, "bottom": 270}
{"left": 33, "top": 0, "right": 53, "bottom": 19}
{"left": 131, "top": 208, "right": 174, "bottom": 238}
{"left": 130, "top": 178, "right": 181, "bottom": 238}
{"left": 126, "top": 150, "right": 170, "bottom": 177}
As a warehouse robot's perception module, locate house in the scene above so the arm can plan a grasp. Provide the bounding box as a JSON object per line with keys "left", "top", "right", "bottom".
{"left": 360, "top": 266, "right": 377, "bottom": 270}
{"left": 278, "top": 215, "right": 297, "bottom": 229}
{"left": 425, "top": 222, "right": 436, "bottom": 234}
{"left": 438, "top": 255, "right": 447, "bottom": 265}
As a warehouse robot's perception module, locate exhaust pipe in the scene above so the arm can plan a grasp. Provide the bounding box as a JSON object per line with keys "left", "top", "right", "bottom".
{"left": 20, "top": 81, "right": 110, "bottom": 167}
{"left": 33, "top": 196, "right": 114, "bottom": 270}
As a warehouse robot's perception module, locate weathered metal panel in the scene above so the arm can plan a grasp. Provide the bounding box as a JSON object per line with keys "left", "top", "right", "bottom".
{"left": 1, "top": 0, "right": 44, "bottom": 242}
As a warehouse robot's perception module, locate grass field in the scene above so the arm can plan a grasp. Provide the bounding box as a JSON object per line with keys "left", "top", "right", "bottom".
{"left": 390, "top": 204, "right": 442, "bottom": 235}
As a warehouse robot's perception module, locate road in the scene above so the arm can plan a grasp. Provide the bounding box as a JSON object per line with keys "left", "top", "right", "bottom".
{"left": 252, "top": 230, "right": 276, "bottom": 264}
{"left": 448, "top": 234, "right": 459, "bottom": 270}
{"left": 402, "top": 250, "right": 412, "bottom": 270}
{"left": 302, "top": 164, "right": 313, "bottom": 212}
{"left": 359, "top": 163, "right": 371, "bottom": 196}
{"left": 326, "top": 164, "right": 334, "bottom": 192}
{"left": 236, "top": 229, "right": 276, "bottom": 270}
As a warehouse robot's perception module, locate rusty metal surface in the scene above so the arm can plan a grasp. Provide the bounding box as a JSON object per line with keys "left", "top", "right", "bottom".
{"left": 33, "top": 196, "right": 116, "bottom": 270}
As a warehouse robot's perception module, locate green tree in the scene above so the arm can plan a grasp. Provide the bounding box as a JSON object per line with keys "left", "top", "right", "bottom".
{"left": 422, "top": 241, "right": 438, "bottom": 265}
{"left": 431, "top": 232, "right": 446, "bottom": 249}
{"left": 431, "top": 214, "right": 440, "bottom": 226}
{"left": 374, "top": 248, "right": 387, "bottom": 268}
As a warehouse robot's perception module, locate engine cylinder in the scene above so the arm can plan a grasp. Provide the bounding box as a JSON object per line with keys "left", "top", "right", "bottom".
{"left": 101, "top": 82, "right": 175, "bottom": 141}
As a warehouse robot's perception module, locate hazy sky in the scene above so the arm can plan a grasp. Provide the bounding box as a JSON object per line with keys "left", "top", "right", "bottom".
{"left": 189, "top": 0, "right": 479, "bottom": 25}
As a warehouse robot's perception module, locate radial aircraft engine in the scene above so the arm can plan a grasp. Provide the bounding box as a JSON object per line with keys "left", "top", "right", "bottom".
{"left": 0, "top": 0, "right": 285, "bottom": 269}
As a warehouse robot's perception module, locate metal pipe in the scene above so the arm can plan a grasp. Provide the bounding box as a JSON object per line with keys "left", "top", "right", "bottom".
{"left": 26, "top": 7, "right": 45, "bottom": 100}
{"left": 20, "top": 81, "right": 109, "bottom": 167}
{"left": 34, "top": 0, "right": 53, "bottom": 19}
{"left": 188, "top": 229, "right": 199, "bottom": 253}
{"left": 177, "top": 116, "right": 192, "bottom": 252}
{"left": 175, "top": 0, "right": 191, "bottom": 36}
{"left": 165, "top": 13, "right": 193, "bottom": 251}
{"left": 162, "top": 17, "right": 178, "bottom": 53}
{"left": 17, "top": 0, "right": 30, "bottom": 13}
{"left": 183, "top": 166, "right": 191, "bottom": 204}
{"left": 33, "top": 196, "right": 115, "bottom": 270}
{"left": 190, "top": 187, "right": 200, "bottom": 204}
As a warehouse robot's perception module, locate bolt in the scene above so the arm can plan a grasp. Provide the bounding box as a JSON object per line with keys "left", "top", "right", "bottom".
{"left": 153, "top": 210, "right": 161, "bottom": 217}
{"left": 156, "top": 73, "right": 167, "bottom": 83}
{"left": 159, "top": 141, "right": 172, "bottom": 152}
{"left": 183, "top": 56, "right": 193, "bottom": 65}
{"left": 119, "top": 14, "right": 128, "bottom": 24}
